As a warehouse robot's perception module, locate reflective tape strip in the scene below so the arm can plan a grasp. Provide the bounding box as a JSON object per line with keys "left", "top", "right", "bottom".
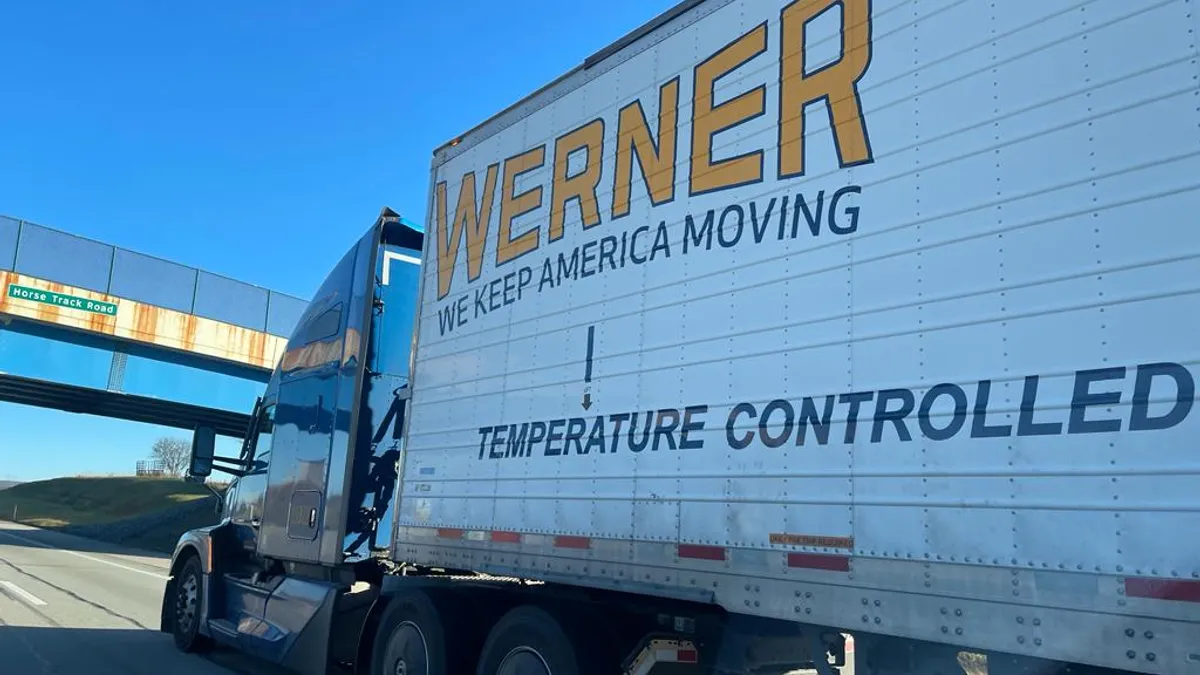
{"left": 787, "top": 553, "right": 851, "bottom": 572}
{"left": 554, "top": 535, "right": 591, "bottom": 549}
{"left": 404, "top": 527, "right": 856, "bottom": 571}
{"left": 522, "top": 534, "right": 553, "bottom": 547}
{"left": 678, "top": 544, "right": 726, "bottom": 561}
{"left": 653, "top": 647, "right": 698, "bottom": 663}
{"left": 626, "top": 640, "right": 698, "bottom": 675}
{"left": 1124, "top": 577, "right": 1200, "bottom": 603}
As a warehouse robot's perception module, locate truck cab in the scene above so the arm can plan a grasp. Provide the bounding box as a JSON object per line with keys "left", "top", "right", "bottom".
{"left": 159, "top": 207, "right": 424, "bottom": 674}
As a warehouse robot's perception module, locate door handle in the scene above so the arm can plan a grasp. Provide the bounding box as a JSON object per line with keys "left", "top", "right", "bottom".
{"left": 309, "top": 395, "right": 323, "bottom": 432}
{"left": 308, "top": 508, "right": 317, "bottom": 529}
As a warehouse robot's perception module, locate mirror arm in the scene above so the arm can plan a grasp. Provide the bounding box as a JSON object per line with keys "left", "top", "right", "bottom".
{"left": 211, "top": 455, "right": 253, "bottom": 476}
{"left": 238, "top": 396, "right": 265, "bottom": 461}
{"left": 201, "top": 481, "right": 224, "bottom": 501}
{"left": 208, "top": 465, "right": 248, "bottom": 478}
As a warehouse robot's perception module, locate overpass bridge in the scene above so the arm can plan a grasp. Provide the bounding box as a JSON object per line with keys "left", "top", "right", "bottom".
{"left": 0, "top": 214, "right": 310, "bottom": 437}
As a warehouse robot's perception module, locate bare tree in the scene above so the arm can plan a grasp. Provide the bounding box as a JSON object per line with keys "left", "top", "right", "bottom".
{"left": 151, "top": 437, "right": 191, "bottom": 477}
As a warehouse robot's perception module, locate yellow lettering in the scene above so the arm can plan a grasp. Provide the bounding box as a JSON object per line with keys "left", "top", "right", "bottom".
{"left": 779, "top": 0, "right": 873, "bottom": 178}
{"left": 689, "top": 23, "right": 768, "bottom": 196}
{"left": 435, "top": 165, "right": 499, "bottom": 300}
{"left": 549, "top": 119, "right": 605, "bottom": 242}
{"left": 497, "top": 146, "right": 545, "bottom": 266}
{"left": 612, "top": 78, "right": 679, "bottom": 219}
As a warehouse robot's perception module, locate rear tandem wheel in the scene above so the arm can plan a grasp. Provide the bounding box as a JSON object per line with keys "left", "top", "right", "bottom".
{"left": 474, "top": 606, "right": 601, "bottom": 675}
{"left": 372, "top": 589, "right": 478, "bottom": 675}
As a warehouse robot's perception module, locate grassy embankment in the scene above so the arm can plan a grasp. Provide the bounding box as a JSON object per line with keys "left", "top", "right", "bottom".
{"left": 0, "top": 476, "right": 225, "bottom": 553}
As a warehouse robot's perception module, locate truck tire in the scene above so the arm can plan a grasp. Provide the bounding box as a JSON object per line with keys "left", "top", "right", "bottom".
{"left": 371, "top": 589, "right": 476, "bottom": 675}
{"left": 475, "top": 606, "right": 597, "bottom": 675}
{"left": 171, "top": 555, "right": 213, "bottom": 653}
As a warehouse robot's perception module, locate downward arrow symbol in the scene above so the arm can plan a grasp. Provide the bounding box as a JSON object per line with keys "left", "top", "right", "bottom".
{"left": 581, "top": 325, "right": 595, "bottom": 410}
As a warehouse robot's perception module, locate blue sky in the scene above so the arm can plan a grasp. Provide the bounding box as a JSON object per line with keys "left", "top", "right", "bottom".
{"left": 0, "top": 0, "right": 675, "bottom": 481}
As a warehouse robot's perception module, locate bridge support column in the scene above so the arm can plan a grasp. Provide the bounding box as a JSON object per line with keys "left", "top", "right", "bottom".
{"left": 106, "top": 350, "right": 127, "bottom": 392}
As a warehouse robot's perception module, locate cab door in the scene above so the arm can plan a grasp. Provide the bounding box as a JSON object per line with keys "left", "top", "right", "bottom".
{"left": 256, "top": 224, "right": 378, "bottom": 565}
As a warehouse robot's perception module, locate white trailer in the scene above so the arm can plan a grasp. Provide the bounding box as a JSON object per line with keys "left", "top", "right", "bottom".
{"left": 401, "top": 0, "right": 1200, "bottom": 672}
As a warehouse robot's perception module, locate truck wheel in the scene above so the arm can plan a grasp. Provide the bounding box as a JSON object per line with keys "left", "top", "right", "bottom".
{"left": 372, "top": 590, "right": 475, "bottom": 675}
{"left": 475, "top": 606, "right": 597, "bottom": 675}
{"left": 171, "top": 555, "right": 212, "bottom": 653}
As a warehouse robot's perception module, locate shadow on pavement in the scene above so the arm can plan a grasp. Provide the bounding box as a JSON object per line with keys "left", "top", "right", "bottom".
{"left": 0, "top": 625, "right": 225, "bottom": 674}
{"left": 0, "top": 625, "right": 299, "bottom": 675}
{"left": 0, "top": 522, "right": 172, "bottom": 561}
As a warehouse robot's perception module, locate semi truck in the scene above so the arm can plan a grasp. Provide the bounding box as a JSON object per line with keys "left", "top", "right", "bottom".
{"left": 160, "top": 0, "right": 1200, "bottom": 674}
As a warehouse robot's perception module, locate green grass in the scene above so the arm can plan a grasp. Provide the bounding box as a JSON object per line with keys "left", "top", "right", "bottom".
{"left": 0, "top": 476, "right": 214, "bottom": 528}
{"left": 114, "top": 498, "right": 227, "bottom": 553}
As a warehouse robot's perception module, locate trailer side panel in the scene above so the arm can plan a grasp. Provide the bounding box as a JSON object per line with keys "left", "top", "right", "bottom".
{"left": 399, "top": 1, "right": 1200, "bottom": 671}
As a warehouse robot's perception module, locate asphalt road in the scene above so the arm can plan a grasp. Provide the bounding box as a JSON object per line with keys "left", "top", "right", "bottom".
{"left": 0, "top": 520, "right": 278, "bottom": 675}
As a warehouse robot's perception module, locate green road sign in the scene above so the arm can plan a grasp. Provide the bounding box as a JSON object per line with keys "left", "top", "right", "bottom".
{"left": 6, "top": 283, "right": 118, "bottom": 316}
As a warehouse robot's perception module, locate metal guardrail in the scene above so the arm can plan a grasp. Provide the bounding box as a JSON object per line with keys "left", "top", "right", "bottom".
{"left": 0, "top": 215, "right": 308, "bottom": 338}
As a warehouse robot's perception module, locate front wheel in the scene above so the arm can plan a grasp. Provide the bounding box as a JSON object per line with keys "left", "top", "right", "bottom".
{"left": 171, "top": 555, "right": 212, "bottom": 653}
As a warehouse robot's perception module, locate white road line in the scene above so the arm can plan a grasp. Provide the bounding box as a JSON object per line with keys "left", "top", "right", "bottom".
{"left": 0, "top": 530, "right": 170, "bottom": 581}
{"left": 1, "top": 580, "right": 48, "bottom": 606}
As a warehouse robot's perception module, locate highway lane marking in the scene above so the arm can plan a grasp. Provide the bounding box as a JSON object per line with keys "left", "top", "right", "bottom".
{"left": 1, "top": 580, "right": 48, "bottom": 606}
{"left": 0, "top": 530, "right": 170, "bottom": 581}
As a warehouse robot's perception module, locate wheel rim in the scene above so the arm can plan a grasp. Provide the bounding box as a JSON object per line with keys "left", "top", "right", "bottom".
{"left": 175, "top": 571, "right": 198, "bottom": 634}
{"left": 383, "top": 621, "right": 430, "bottom": 675}
{"left": 496, "top": 647, "right": 552, "bottom": 675}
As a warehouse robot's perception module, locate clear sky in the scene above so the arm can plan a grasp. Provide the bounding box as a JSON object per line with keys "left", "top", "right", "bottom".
{"left": 0, "top": 0, "right": 676, "bottom": 482}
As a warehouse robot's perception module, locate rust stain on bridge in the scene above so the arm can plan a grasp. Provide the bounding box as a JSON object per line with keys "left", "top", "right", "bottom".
{"left": 0, "top": 270, "right": 287, "bottom": 371}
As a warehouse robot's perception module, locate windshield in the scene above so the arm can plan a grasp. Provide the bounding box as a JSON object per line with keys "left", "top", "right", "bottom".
{"left": 374, "top": 244, "right": 422, "bottom": 381}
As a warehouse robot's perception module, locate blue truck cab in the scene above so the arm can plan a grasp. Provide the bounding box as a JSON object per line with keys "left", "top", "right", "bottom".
{"left": 159, "top": 207, "right": 424, "bottom": 674}
{"left": 155, "top": 206, "right": 745, "bottom": 675}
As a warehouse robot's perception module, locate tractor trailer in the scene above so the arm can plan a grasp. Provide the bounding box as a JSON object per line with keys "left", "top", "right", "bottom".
{"left": 161, "top": 0, "right": 1200, "bottom": 674}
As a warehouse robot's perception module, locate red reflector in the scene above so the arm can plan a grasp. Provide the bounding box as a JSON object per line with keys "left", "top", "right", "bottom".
{"left": 678, "top": 544, "right": 726, "bottom": 561}
{"left": 677, "top": 649, "right": 698, "bottom": 663}
{"left": 490, "top": 531, "right": 521, "bottom": 543}
{"left": 436, "top": 528, "right": 464, "bottom": 539}
{"left": 554, "top": 535, "right": 591, "bottom": 549}
{"left": 787, "top": 553, "right": 851, "bottom": 572}
{"left": 1125, "top": 577, "right": 1200, "bottom": 603}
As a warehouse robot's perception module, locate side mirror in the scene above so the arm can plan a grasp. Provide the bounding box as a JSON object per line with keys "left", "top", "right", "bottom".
{"left": 188, "top": 426, "right": 216, "bottom": 481}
